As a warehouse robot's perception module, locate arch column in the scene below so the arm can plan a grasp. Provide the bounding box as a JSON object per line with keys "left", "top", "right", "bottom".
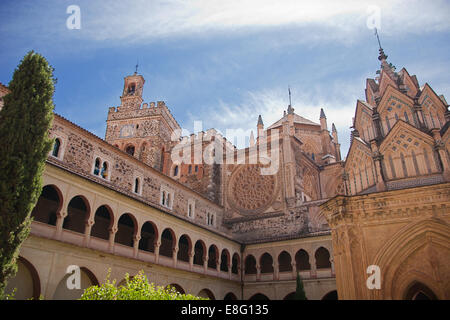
{"left": 188, "top": 252, "right": 194, "bottom": 271}
{"left": 256, "top": 264, "right": 261, "bottom": 281}
{"left": 310, "top": 255, "right": 317, "bottom": 278}
{"left": 274, "top": 260, "right": 279, "bottom": 280}
{"left": 133, "top": 234, "right": 141, "bottom": 258}
{"left": 173, "top": 245, "right": 179, "bottom": 268}
{"left": 203, "top": 255, "right": 208, "bottom": 273}
{"left": 83, "top": 219, "right": 94, "bottom": 247}
{"left": 154, "top": 241, "right": 161, "bottom": 264}
{"left": 55, "top": 211, "right": 67, "bottom": 240}
{"left": 228, "top": 261, "right": 232, "bottom": 280}
{"left": 291, "top": 262, "right": 297, "bottom": 279}
{"left": 108, "top": 227, "right": 118, "bottom": 254}
{"left": 330, "top": 257, "right": 335, "bottom": 276}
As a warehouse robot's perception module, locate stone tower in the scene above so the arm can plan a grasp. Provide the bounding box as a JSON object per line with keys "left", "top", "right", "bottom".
{"left": 105, "top": 72, "right": 181, "bottom": 171}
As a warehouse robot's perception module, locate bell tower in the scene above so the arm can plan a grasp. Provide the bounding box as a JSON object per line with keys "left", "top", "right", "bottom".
{"left": 119, "top": 72, "right": 145, "bottom": 111}
{"left": 105, "top": 71, "right": 181, "bottom": 171}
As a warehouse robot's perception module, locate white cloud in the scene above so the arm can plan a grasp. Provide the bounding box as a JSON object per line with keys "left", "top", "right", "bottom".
{"left": 186, "top": 79, "right": 360, "bottom": 155}
{"left": 51, "top": 0, "right": 450, "bottom": 43}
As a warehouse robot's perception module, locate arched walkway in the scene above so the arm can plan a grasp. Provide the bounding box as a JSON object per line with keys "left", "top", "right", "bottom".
{"left": 177, "top": 234, "right": 191, "bottom": 262}
{"left": 139, "top": 221, "right": 158, "bottom": 252}
{"left": 115, "top": 213, "right": 136, "bottom": 247}
{"left": 160, "top": 228, "right": 176, "bottom": 258}
{"left": 5, "top": 257, "right": 40, "bottom": 300}
{"left": 63, "top": 196, "right": 89, "bottom": 233}
{"left": 245, "top": 255, "right": 257, "bottom": 274}
{"left": 249, "top": 293, "right": 269, "bottom": 300}
{"left": 224, "top": 292, "right": 238, "bottom": 300}
{"left": 52, "top": 267, "right": 98, "bottom": 300}
{"left": 90, "top": 205, "right": 113, "bottom": 240}
{"left": 198, "top": 288, "right": 215, "bottom": 300}
{"left": 31, "top": 185, "right": 61, "bottom": 226}
{"left": 322, "top": 290, "right": 338, "bottom": 300}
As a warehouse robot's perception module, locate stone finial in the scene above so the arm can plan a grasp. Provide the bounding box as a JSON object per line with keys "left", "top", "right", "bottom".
{"left": 257, "top": 115, "right": 264, "bottom": 127}
{"left": 332, "top": 123, "right": 337, "bottom": 132}
{"left": 320, "top": 108, "right": 326, "bottom": 119}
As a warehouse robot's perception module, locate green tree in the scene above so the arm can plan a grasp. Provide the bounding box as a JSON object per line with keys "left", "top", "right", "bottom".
{"left": 294, "top": 272, "right": 307, "bottom": 300}
{"left": 80, "top": 270, "right": 207, "bottom": 300}
{"left": 0, "top": 51, "right": 55, "bottom": 299}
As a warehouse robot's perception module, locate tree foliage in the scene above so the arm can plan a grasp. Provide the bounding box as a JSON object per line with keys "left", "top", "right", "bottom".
{"left": 0, "top": 51, "right": 55, "bottom": 299}
{"left": 294, "top": 272, "right": 307, "bottom": 300}
{"left": 80, "top": 270, "right": 207, "bottom": 300}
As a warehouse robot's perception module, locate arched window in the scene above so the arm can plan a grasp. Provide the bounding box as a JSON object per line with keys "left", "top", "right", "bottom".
{"left": 173, "top": 165, "right": 179, "bottom": 177}
{"left": 31, "top": 185, "right": 60, "bottom": 226}
{"left": 220, "top": 249, "right": 230, "bottom": 272}
{"left": 127, "top": 83, "right": 136, "bottom": 95}
{"left": 160, "top": 229, "right": 175, "bottom": 258}
{"left": 295, "top": 249, "right": 311, "bottom": 271}
{"left": 93, "top": 158, "right": 101, "bottom": 176}
{"left": 260, "top": 253, "right": 274, "bottom": 274}
{"left": 315, "top": 247, "right": 331, "bottom": 269}
{"left": 404, "top": 111, "right": 410, "bottom": 123}
{"left": 115, "top": 213, "right": 136, "bottom": 247}
{"left": 278, "top": 251, "right": 292, "bottom": 272}
{"left": 100, "top": 162, "right": 108, "bottom": 179}
{"left": 208, "top": 245, "right": 218, "bottom": 269}
{"left": 139, "top": 221, "right": 157, "bottom": 252}
{"left": 63, "top": 196, "right": 89, "bottom": 234}
{"left": 194, "top": 240, "right": 205, "bottom": 266}
{"left": 188, "top": 165, "right": 192, "bottom": 174}
{"left": 166, "top": 193, "right": 171, "bottom": 208}
{"left": 134, "top": 178, "right": 140, "bottom": 194}
{"left": 177, "top": 235, "right": 191, "bottom": 262}
{"left": 91, "top": 205, "right": 113, "bottom": 240}
{"left": 126, "top": 145, "right": 135, "bottom": 156}
{"left": 52, "top": 138, "right": 61, "bottom": 158}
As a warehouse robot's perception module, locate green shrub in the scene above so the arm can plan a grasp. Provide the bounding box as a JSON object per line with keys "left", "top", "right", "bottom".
{"left": 80, "top": 270, "right": 207, "bottom": 300}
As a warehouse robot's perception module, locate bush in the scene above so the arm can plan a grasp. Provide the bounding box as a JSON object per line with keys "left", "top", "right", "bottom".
{"left": 80, "top": 270, "right": 207, "bottom": 300}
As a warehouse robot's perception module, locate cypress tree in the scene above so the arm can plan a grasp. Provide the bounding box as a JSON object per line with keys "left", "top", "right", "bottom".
{"left": 0, "top": 51, "right": 55, "bottom": 299}
{"left": 294, "top": 272, "right": 307, "bottom": 300}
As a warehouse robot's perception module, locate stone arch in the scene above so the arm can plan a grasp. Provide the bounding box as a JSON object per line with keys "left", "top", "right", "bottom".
{"left": 260, "top": 252, "right": 274, "bottom": 274}
{"left": 5, "top": 256, "right": 41, "bottom": 300}
{"left": 372, "top": 218, "right": 450, "bottom": 299}
{"left": 245, "top": 255, "right": 257, "bottom": 275}
{"left": 278, "top": 250, "right": 293, "bottom": 272}
{"left": 31, "top": 184, "right": 62, "bottom": 226}
{"left": 115, "top": 213, "right": 137, "bottom": 247}
{"left": 63, "top": 195, "right": 90, "bottom": 234}
{"left": 177, "top": 234, "right": 192, "bottom": 262}
{"left": 295, "top": 249, "right": 311, "bottom": 271}
{"left": 198, "top": 288, "right": 215, "bottom": 300}
{"left": 167, "top": 283, "right": 185, "bottom": 295}
{"left": 52, "top": 266, "right": 99, "bottom": 300}
{"left": 283, "top": 292, "right": 296, "bottom": 300}
{"left": 90, "top": 205, "right": 114, "bottom": 240}
{"left": 249, "top": 293, "right": 269, "bottom": 300}
{"left": 125, "top": 144, "right": 136, "bottom": 156}
{"left": 193, "top": 240, "right": 206, "bottom": 266}
{"left": 224, "top": 292, "right": 238, "bottom": 300}
{"left": 220, "top": 249, "right": 230, "bottom": 272}
{"left": 207, "top": 244, "right": 219, "bottom": 269}
{"left": 160, "top": 228, "right": 176, "bottom": 258}
{"left": 315, "top": 247, "right": 331, "bottom": 269}
{"left": 139, "top": 221, "right": 158, "bottom": 253}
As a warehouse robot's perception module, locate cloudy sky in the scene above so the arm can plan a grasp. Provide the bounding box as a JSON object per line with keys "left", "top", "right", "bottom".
{"left": 1, "top": 0, "right": 449, "bottom": 156}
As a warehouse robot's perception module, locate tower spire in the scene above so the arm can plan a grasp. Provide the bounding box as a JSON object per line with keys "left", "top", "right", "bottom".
{"left": 135, "top": 59, "right": 139, "bottom": 74}
{"left": 374, "top": 28, "right": 387, "bottom": 61}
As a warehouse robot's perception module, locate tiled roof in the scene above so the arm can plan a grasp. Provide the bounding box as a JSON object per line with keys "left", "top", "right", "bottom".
{"left": 267, "top": 112, "right": 320, "bottom": 129}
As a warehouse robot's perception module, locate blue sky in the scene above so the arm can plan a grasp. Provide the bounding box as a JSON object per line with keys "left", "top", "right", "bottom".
{"left": 1, "top": 0, "right": 449, "bottom": 157}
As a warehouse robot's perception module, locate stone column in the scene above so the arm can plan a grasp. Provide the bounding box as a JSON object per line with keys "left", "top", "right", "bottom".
{"left": 273, "top": 260, "right": 279, "bottom": 280}
{"left": 83, "top": 219, "right": 94, "bottom": 247}
{"left": 431, "top": 128, "right": 450, "bottom": 181}
{"left": 173, "top": 245, "right": 179, "bottom": 268}
{"left": 310, "top": 257, "right": 317, "bottom": 278}
{"left": 330, "top": 257, "right": 335, "bottom": 277}
{"left": 256, "top": 264, "right": 261, "bottom": 281}
{"left": 55, "top": 211, "right": 67, "bottom": 240}
{"left": 108, "top": 227, "right": 117, "bottom": 254}
{"left": 154, "top": 241, "right": 161, "bottom": 264}
{"left": 188, "top": 251, "right": 194, "bottom": 271}
{"left": 203, "top": 255, "right": 208, "bottom": 273}
{"left": 133, "top": 234, "right": 141, "bottom": 259}
{"left": 370, "top": 140, "right": 386, "bottom": 191}
{"left": 291, "top": 262, "right": 297, "bottom": 279}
